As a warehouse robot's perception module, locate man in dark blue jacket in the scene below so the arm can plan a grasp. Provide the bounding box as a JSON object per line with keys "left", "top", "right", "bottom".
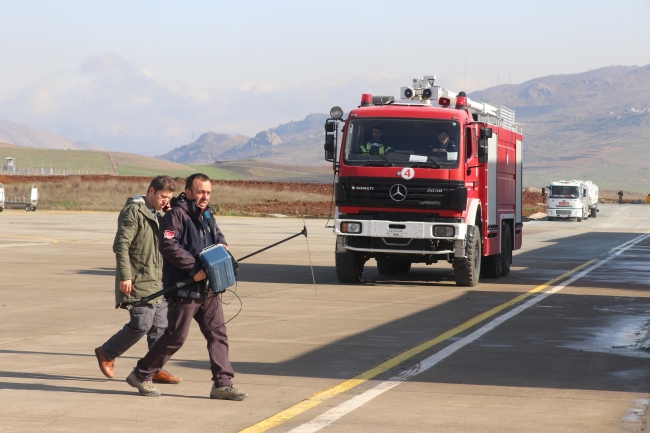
{"left": 126, "top": 173, "right": 247, "bottom": 400}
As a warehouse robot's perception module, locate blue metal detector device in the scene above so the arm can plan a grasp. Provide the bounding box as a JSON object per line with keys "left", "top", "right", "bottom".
{"left": 199, "top": 244, "right": 236, "bottom": 294}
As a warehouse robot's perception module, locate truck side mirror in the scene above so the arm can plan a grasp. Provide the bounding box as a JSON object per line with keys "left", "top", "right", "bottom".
{"left": 324, "top": 134, "right": 335, "bottom": 161}
{"left": 478, "top": 136, "right": 488, "bottom": 163}
{"left": 324, "top": 120, "right": 337, "bottom": 162}
{"left": 541, "top": 187, "right": 546, "bottom": 197}
{"left": 480, "top": 128, "right": 493, "bottom": 139}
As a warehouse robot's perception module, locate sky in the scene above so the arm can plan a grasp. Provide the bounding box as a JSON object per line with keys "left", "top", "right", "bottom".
{"left": 1, "top": 0, "right": 649, "bottom": 155}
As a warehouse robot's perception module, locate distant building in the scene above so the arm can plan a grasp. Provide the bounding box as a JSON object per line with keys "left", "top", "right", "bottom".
{"left": 3, "top": 157, "right": 15, "bottom": 173}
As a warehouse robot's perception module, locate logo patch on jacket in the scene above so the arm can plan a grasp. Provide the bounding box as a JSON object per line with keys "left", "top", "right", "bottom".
{"left": 163, "top": 230, "right": 175, "bottom": 239}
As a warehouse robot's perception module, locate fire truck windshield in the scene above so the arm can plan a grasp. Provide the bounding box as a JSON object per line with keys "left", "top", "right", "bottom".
{"left": 343, "top": 118, "right": 460, "bottom": 168}
{"left": 549, "top": 186, "right": 579, "bottom": 198}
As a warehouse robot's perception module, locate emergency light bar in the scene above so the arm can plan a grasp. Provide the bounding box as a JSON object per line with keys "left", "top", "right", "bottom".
{"left": 399, "top": 75, "right": 519, "bottom": 131}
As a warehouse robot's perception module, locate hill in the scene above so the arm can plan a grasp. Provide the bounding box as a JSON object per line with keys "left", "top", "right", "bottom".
{"left": 0, "top": 145, "right": 241, "bottom": 180}
{"left": 0, "top": 119, "right": 103, "bottom": 150}
{"left": 469, "top": 65, "right": 650, "bottom": 191}
{"left": 160, "top": 113, "right": 329, "bottom": 167}
{"left": 156, "top": 132, "right": 249, "bottom": 164}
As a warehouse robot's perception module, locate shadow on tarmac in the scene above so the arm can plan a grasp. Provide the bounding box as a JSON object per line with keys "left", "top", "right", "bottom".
{"left": 170, "top": 232, "right": 650, "bottom": 392}
{"left": 56, "top": 230, "right": 650, "bottom": 394}
{"left": 75, "top": 267, "right": 116, "bottom": 277}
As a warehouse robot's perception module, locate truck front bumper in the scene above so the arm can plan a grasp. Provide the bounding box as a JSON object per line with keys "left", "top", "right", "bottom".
{"left": 334, "top": 218, "right": 469, "bottom": 257}
{"left": 547, "top": 208, "right": 582, "bottom": 218}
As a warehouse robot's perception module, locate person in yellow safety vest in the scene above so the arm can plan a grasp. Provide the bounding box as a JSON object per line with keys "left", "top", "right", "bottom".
{"left": 360, "top": 126, "right": 392, "bottom": 155}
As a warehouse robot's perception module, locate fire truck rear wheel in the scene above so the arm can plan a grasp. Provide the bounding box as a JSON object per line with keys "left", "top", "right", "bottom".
{"left": 577, "top": 217, "right": 582, "bottom": 222}
{"left": 25, "top": 205, "right": 31, "bottom": 212}
{"left": 501, "top": 223, "right": 512, "bottom": 277}
{"left": 591, "top": 208, "right": 597, "bottom": 218}
{"left": 480, "top": 236, "right": 503, "bottom": 279}
{"left": 453, "top": 226, "right": 481, "bottom": 287}
{"left": 336, "top": 250, "right": 364, "bottom": 283}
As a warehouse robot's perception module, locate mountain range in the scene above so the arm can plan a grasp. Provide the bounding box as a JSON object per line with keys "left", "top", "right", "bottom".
{"left": 157, "top": 113, "right": 328, "bottom": 166}
{"left": 3, "top": 64, "right": 650, "bottom": 190}
{"left": 158, "top": 65, "right": 650, "bottom": 190}
{"left": 469, "top": 65, "right": 650, "bottom": 191}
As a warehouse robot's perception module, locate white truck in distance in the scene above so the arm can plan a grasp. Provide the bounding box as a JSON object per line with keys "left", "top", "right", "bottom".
{"left": 545, "top": 180, "right": 598, "bottom": 222}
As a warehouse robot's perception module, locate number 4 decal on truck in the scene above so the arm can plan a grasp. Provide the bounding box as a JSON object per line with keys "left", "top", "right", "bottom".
{"left": 400, "top": 168, "right": 415, "bottom": 180}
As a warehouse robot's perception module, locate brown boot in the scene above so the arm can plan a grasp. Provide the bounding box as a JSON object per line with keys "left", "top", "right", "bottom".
{"left": 94, "top": 347, "right": 115, "bottom": 379}
{"left": 152, "top": 369, "right": 182, "bottom": 384}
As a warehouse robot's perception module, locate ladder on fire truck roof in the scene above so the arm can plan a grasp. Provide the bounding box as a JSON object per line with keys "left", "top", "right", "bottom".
{"left": 401, "top": 76, "right": 523, "bottom": 134}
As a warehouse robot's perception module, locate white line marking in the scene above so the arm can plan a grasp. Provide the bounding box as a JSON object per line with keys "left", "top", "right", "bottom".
{"left": 289, "top": 233, "right": 650, "bottom": 433}
{"left": 0, "top": 242, "right": 52, "bottom": 248}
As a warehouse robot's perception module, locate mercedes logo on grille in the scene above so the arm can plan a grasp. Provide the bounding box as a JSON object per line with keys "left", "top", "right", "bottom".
{"left": 389, "top": 184, "right": 407, "bottom": 201}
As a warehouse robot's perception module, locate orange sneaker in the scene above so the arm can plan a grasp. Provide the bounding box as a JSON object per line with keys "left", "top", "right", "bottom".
{"left": 152, "top": 369, "right": 182, "bottom": 384}
{"left": 94, "top": 347, "right": 115, "bottom": 379}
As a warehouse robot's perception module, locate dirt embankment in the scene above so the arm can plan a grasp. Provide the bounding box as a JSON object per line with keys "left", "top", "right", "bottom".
{"left": 0, "top": 175, "right": 559, "bottom": 218}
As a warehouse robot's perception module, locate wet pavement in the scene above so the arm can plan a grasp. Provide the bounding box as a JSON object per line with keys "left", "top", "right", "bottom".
{"left": 0, "top": 204, "right": 649, "bottom": 432}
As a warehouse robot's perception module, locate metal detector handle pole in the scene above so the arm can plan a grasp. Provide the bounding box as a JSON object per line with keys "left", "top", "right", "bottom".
{"left": 126, "top": 276, "right": 194, "bottom": 310}
{"left": 236, "top": 227, "right": 307, "bottom": 263}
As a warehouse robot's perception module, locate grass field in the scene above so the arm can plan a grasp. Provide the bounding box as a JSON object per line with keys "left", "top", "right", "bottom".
{"left": 0, "top": 144, "right": 335, "bottom": 181}
{"left": 117, "top": 164, "right": 241, "bottom": 179}
{"left": 0, "top": 145, "right": 114, "bottom": 173}
{"left": 1, "top": 179, "right": 330, "bottom": 213}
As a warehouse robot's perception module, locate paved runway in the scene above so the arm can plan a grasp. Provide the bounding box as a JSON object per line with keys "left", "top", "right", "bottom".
{"left": 0, "top": 204, "right": 649, "bottom": 432}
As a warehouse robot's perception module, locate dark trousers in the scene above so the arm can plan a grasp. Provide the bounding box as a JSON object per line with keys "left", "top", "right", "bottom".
{"left": 134, "top": 291, "right": 234, "bottom": 386}
{"left": 101, "top": 302, "right": 167, "bottom": 360}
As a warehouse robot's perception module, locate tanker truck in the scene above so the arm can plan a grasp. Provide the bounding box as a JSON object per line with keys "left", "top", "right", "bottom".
{"left": 545, "top": 180, "right": 598, "bottom": 221}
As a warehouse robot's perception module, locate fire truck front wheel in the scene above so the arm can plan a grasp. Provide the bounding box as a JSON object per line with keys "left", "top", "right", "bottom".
{"left": 453, "top": 226, "right": 481, "bottom": 287}
{"left": 336, "top": 250, "right": 365, "bottom": 283}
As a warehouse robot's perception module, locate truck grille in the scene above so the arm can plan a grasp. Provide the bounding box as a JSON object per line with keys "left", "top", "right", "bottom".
{"left": 336, "top": 177, "right": 465, "bottom": 210}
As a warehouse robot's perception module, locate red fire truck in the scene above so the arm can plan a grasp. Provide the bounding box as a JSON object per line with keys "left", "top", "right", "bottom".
{"left": 323, "top": 76, "right": 523, "bottom": 286}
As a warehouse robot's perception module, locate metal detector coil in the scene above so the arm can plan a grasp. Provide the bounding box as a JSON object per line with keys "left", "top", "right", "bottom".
{"left": 199, "top": 244, "right": 236, "bottom": 294}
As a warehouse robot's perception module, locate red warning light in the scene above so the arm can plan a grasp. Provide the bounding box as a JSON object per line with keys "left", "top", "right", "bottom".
{"left": 455, "top": 91, "right": 468, "bottom": 109}
{"left": 360, "top": 94, "right": 373, "bottom": 107}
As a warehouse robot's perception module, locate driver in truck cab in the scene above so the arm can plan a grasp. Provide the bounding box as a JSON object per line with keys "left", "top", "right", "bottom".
{"left": 360, "top": 126, "right": 393, "bottom": 156}
{"left": 429, "top": 129, "right": 458, "bottom": 154}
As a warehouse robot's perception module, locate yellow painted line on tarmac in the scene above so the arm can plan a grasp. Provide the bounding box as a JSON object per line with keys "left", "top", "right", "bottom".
{"left": 239, "top": 258, "right": 598, "bottom": 433}
{"left": 1, "top": 234, "right": 61, "bottom": 243}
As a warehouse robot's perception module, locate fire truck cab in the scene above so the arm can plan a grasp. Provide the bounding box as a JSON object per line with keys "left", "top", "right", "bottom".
{"left": 324, "top": 76, "right": 523, "bottom": 286}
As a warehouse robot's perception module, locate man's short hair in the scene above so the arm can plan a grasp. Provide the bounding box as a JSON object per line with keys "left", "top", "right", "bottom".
{"left": 438, "top": 129, "right": 449, "bottom": 135}
{"left": 373, "top": 126, "right": 383, "bottom": 132}
{"left": 149, "top": 175, "right": 176, "bottom": 192}
{"left": 185, "top": 173, "right": 211, "bottom": 191}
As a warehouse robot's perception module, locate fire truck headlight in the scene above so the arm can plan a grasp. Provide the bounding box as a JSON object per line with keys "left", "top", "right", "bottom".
{"left": 330, "top": 106, "right": 344, "bottom": 120}
{"left": 433, "top": 226, "right": 455, "bottom": 237}
{"left": 341, "top": 222, "right": 362, "bottom": 233}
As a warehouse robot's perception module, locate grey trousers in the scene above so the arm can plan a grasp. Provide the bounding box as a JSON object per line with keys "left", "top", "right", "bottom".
{"left": 101, "top": 301, "right": 168, "bottom": 361}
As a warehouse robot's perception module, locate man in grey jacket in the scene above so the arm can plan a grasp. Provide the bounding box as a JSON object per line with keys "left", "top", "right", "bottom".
{"left": 94, "top": 175, "right": 181, "bottom": 384}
